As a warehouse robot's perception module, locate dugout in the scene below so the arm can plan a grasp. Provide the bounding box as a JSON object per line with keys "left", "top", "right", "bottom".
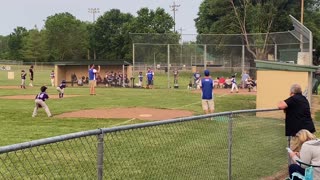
{"left": 255, "top": 60, "right": 318, "bottom": 118}
{"left": 54, "top": 61, "right": 132, "bottom": 87}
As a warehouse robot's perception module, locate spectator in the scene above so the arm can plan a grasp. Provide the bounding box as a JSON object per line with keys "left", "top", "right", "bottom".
{"left": 200, "top": 70, "right": 215, "bottom": 114}
{"left": 88, "top": 64, "right": 100, "bottom": 95}
{"left": 29, "top": 65, "right": 34, "bottom": 87}
{"left": 288, "top": 129, "right": 320, "bottom": 180}
{"left": 218, "top": 76, "right": 225, "bottom": 88}
{"left": 241, "top": 71, "right": 250, "bottom": 89}
{"left": 224, "top": 77, "right": 232, "bottom": 89}
{"left": 277, "top": 84, "right": 316, "bottom": 151}
{"left": 136, "top": 71, "right": 143, "bottom": 87}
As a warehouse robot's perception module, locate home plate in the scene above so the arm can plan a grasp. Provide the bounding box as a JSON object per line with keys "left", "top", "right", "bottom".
{"left": 139, "top": 114, "right": 152, "bottom": 117}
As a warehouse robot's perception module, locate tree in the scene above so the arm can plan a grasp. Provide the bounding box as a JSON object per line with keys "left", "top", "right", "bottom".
{"left": 21, "top": 27, "right": 48, "bottom": 62}
{"left": 94, "top": 9, "right": 134, "bottom": 60}
{"left": 0, "top": 35, "right": 9, "bottom": 59}
{"left": 44, "top": 12, "right": 88, "bottom": 61}
{"left": 195, "top": 0, "right": 320, "bottom": 68}
{"left": 7, "top": 26, "right": 28, "bottom": 60}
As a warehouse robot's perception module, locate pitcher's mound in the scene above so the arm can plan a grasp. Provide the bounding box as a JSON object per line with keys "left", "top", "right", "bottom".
{"left": 56, "top": 107, "right": 194, "bottom": 121}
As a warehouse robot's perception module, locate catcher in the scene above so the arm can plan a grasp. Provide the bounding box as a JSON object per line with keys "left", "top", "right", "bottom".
{"left": 32, "top": 86, "right": 52, "bottom": 117}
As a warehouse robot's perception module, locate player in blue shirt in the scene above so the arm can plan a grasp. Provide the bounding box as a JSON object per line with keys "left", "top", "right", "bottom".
{"left": 88, "top": 64, "right": 100, "bottom": 95}
{"left": 200, "top": 70, "right": 214, "bottom": 114}
{"left": 56, "top": 80, "right": 66, "bottom": 98}
{"left": 146, "top": 68, "right": 154, "bottom": 89}
{"left": 32, "top": 86, "right": 52, "bottom": 117}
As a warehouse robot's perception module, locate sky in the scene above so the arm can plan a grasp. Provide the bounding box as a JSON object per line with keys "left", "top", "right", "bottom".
{"left": 0, "top": 0, "right": 202, "bottom": 36}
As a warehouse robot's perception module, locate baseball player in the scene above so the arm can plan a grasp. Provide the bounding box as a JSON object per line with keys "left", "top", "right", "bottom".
{"left": 29, "top": 65, "right": 34, "bottom": 87}
{"left": 50, "top": 70, "right": 55, "bottom": 87}
{"left": 32, "top": 86, "right": 52, "bottom": 117}
{"left": 21, "top": 70, "right": 26, "bottom": 89}
{"left": 56, "top": 80, "right": 66, "bottom": 98}
{"left": 230, "top": 75, "right": 239, "bottom": 93}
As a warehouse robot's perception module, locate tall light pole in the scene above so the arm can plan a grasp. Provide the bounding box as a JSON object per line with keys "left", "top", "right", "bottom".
{"left": 88, "top": 8, "right": 100, "bottom": 22}
{"left": 88, "top": 8, "right": 100, "bottom": 60}
{"left": 170, "top": 1, "right": 180, "bottom": 32}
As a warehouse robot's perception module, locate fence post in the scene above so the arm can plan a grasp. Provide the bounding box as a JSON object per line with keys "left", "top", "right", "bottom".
{"left": 97, "top": 133, "right": 104, "bottom": 180}
{"left": 228, "top": 113, "right": 233, "bottom": 180}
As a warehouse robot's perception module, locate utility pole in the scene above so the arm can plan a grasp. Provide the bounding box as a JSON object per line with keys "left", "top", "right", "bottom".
{"left": 88, "top": 8, "right": 100, "bottom": 60}
{"left": 170, "top": 1, "right": 180, "bottom": 32}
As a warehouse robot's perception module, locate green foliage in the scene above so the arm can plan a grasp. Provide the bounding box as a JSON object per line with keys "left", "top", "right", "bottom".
{"left": 44, "top": 12, "right": 88, "bottom": 61}
{"left": 94, "top": 9, "right": 134, "bottom": 60}
{"left": 7, "top": 26, "right": 28, "bottom": 60}
{"left": 21, "top": 27, "right": 48, "bottom": 62}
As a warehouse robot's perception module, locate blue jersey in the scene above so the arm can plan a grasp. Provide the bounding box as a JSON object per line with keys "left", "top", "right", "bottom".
{"left": 59, "top": 82, "right": 66, "bottom": 89}
{"left": 201, "top": 77, "right": 214, "bottom": 100}
{"left": 35, "top": 92, "right": 49, "bottom": 101}
{"left": 146, "top": 70, "right": 154, "bottom": 81}
{"left": 88, "top": 69, "right": 97, "bottom": 80}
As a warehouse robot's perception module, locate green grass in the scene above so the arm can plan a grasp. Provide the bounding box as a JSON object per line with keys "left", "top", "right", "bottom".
{"left": 0, "top": 67, "right": 318, "bottom": 179}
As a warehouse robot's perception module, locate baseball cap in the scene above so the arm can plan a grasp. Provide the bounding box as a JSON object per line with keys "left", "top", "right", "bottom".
{"left": 40, "top": 86, "right": 47, "bottom": 92}
{"left": 204, "top": 70, "right": 210, "bottom": 76}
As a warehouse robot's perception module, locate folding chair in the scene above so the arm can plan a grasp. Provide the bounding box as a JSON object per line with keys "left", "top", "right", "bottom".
{"left": 290, "top": 160, "right": 320, "bottom": 180}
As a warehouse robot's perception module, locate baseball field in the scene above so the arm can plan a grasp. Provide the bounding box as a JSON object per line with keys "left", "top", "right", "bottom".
{"left": 0, "top": 65, "right": 319, "bottom": 179}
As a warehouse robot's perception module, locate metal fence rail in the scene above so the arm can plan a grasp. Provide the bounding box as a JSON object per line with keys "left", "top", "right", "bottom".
{"left": 0, "top": 108, "right": 286, "bottom": 179}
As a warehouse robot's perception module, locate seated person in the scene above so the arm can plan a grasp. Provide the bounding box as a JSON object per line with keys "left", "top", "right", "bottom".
{"left": 288, "top": 129, "right": 320, "bottom": 180}
{"left": 246, "top": 77, "right": 257, "bottom": 92}
{"left": 214, "top": 77, "right": 219, "bottom": 88}
{"left": 218, "top": 76, "right": 225, "bottom": 88}
{"left": 96, "top": 73, "right": 102, "bottom": 84}
{"left": 224, "top": 77, "right": 232, "bottom": 88}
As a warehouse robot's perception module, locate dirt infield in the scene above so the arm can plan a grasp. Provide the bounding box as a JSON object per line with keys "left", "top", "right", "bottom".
{"left": 56, "top": 107, "right": 194, "bottom": 121}
{"left": 192, "top": 88, "right": 257, "bottom": 96}
{"left": 0, "top": 94, "right": 81, "bottom": 99}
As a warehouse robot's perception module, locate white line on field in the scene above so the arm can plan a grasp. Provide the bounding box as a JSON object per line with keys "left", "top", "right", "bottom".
{"left": 112, "top": 118, "right": 136, "bottom": 127}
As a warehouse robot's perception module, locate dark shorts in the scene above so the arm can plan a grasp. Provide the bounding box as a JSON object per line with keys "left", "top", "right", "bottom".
{"left": 147, "top": 80, "right": 153, "bottom": 85}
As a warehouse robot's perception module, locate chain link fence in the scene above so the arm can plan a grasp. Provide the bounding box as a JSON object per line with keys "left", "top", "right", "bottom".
{"left": 0, "top": 108, "right": 292, "bottom": 179}
{"left": 130, "top": 15, "right": 312, "bottom": 89}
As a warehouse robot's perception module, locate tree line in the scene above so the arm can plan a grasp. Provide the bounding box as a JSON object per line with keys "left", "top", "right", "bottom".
{"left": 0, "top": 1, "right": 319, "bottom": 64}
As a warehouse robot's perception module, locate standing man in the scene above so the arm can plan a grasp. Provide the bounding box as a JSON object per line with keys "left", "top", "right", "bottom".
{"left": 146, "top": 67, "right": 154, "bottom": 89}
{"left": 20, "top": 70, "right": 26, "bottom": 89}
{"left": 88, "top": 64, "right": 100, "bottom": 95}
{"left": 29, "top": 65, "right": 34, "bottom": 87}
{"left": 50, "top": 70, "right": 55, "bottom": 87}
{"left": 277, "top": 84, "right": 316, "bottom": 151}
{"left": 200, "top": 70, "right": 215, "bottom": 114}
{"left": 241, "top": 71, "right": 250, "bottom": 89}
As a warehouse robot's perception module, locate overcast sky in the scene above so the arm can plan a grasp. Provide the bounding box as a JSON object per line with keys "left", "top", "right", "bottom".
{"left": 0, "top": 0, "right": 202, "bottom": 36}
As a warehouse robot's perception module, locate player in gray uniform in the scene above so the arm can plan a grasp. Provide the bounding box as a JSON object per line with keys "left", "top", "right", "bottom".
{"left": 32, "top": 86, "right": 52, "bottom": 117}
{"left": 21, "top": 70, "right": 26, "bottom": 89}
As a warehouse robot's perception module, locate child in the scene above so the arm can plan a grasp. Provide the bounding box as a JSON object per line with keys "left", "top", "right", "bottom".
{"left": 32, "top": 86, "right": 52, "bottom": 117}
{"left": 21, "top": 70, "right": 26, "bottom": 89}
{"left": 50, "top": 70, "right": 55, "bottom": 87}
{"left": 56, "top": 80, "right": 66, "bottom": 98}
{"left": 230, "top": 75, "right": 239, "bottom": 93}
{"left": 137, "top": 71, "right": 143, "bottom": 87}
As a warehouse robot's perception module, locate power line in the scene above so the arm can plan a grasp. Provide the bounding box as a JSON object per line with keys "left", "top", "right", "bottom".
{"left": 169, "top": 1, "right": 180, "bottom": 32}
